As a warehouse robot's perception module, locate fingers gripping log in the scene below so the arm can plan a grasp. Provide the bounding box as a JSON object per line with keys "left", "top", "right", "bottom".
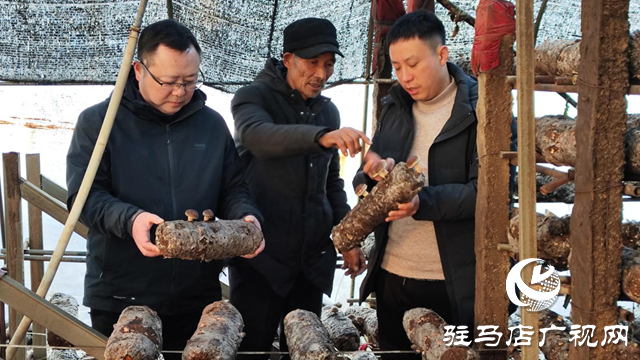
{"left": 156, "top": 209, "right": 262, "bottom": 261}
{"left": 344, "top": 306, "right": 378, "bottom": 347}
{"left": 284, "top": 309, "right": 337, "bottom": 360}
{"left": 183, "top": 301, "right": 244, "bottom": 360}
{"left": 333, "top": 160, "right": 425, "bottom": 252}
{"left": 321, "top": 305, "right": 360, "bottom": 351}
{"left": 105, "top": 306, "right": 162, "bottom": 360}
{"left": 403, "top": 308, "right": 479, "bottom": 360}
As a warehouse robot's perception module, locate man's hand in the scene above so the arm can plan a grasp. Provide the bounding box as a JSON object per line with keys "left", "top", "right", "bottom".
{"left": 362, "top": 150, "right": 396, "bottom": 182}
{"left": 341, "top": 247, "right": 366, "bottom": 278}
{"left": 386, "top": 194, "right": 420, "bottom": 222}
{"left": 132, "top": 212, "right": 164, "bottom": 257}
{"left": 318, "top": 127, "right": 371, "bottom": 158}
{"left": 242, "top": 215, "right": 265, "bottom": 259}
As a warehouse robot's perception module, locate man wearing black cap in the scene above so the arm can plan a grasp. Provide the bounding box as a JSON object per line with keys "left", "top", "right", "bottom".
{"left": 229, "top": 18, "right": 370, "bottom": 359}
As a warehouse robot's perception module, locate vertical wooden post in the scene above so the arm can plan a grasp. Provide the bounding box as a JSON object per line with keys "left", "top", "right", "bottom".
{"left": 3, "top": 152, "right": 25, "bottom": 360}
{"left": 568, "top": 0, "right": 629, "bottom": 359}
{"left": 515, "top": 0, "right": 538, "bottom": 359}
{"left": 26, "top": 154, "right": 46, "bottom": 360}
{"left": 474, "top": 35, "right": 515, "bottom": 360}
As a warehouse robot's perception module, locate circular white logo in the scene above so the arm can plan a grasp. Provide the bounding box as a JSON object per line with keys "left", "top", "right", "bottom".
{"left": 506, "top": 258, "right": 561, "bottom": 312}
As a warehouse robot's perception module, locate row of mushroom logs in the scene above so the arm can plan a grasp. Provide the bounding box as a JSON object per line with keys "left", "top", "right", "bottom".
{"left": 155, "top": 209, "right": 263, "bottom": 261}
{"left": 104, "top": 301, "right": 245, "bottom": 360}
{"left": 102, "top": 303, "right": 380, "bottom": 360}
{"left": 332, "top": 155, "right": 426, "bottom": 253}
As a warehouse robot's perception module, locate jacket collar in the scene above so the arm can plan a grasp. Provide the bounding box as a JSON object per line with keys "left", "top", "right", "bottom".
{"left": 119, "top": 67, "right": 206, "bottom": 126}
{"left": 389, "top": 62, "right": 478, "bottom": 142}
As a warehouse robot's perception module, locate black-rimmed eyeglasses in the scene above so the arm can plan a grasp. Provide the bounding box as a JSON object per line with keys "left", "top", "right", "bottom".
{"left": 138, "top": 61, "right": 204, "bottom": 92}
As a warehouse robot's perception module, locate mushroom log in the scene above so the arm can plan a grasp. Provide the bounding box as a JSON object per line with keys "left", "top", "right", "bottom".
{"left": 332, "top": 159, "right": 425, "bottom": 252}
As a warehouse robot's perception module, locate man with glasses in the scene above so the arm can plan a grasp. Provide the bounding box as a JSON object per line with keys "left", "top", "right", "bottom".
{"left": 66, "top": 19, "right": 263, "bottom": 359}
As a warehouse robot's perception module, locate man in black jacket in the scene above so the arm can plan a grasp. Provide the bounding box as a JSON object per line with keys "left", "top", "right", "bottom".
{"left": 230, "top": 18, "right": 370, "bottom": 359}
{"left": 354, "top": 11, "right": 478, "bottom": 359}
{"left": 66, "top": 20, "right": 263, "bottom": 360}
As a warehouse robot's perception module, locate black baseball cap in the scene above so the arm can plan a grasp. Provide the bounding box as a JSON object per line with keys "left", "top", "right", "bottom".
{"left": 283, "top": 18, "right": 344, "bottom": 59}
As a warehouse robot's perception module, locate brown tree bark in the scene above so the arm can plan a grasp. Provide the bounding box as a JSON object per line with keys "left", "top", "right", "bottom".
{"left": 535, "top": 39, "right": 581, "bottom": 77}
{"left": 344, "top": 306, "right": 378, "bottom": 347}
{"left": 403, "top": 308, "right": 479, "bottom": 360}
{"left": 508, "top": 212, "right": 571, "bottom": 270}
{"left": 320, "top": 306, "right": 360, "bottom": 351}
{"left": 156, "top": 219, "right": 262, "bottom": 261}
{"left": 333, "top": 162, "right": 425, "bottom": 252}
{"left": 284, "top": 309, "right": 336, "bottom": 360}
{"left": 105, "top": 306, "right": 162, "bottom": 360}
{"left": 630, "top": 30, "right": 640, "bottom": 80}
{"left": 182, "top": 301, "right": 244, "bottom": 360}
{"left": 536, "top": 115, "right": 640, "bottom": 177}
{"left": 47, "top": 293, "right": 79, "bottom": 347}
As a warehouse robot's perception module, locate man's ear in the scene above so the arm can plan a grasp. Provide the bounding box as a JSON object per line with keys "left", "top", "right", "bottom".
{"left": 133, "top": 60, "right": 144, "bottom": 82}
{"left": 438, "top": 45, "right": 449, "bottom": 66}
{"left": 283, "top": 52, "right": 294, "bottom": 69}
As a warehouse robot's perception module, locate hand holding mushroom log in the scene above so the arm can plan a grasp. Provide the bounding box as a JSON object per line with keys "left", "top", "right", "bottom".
{"left": 285, "top": 309, "right": 337, "bottom": 360}
{"left": 403, "top": 308, "right": 479, "bottom": 360}
{"left": 104, "top": 306, "right": 162, "bottom": 360}
{"left": 183, "top": 301, "right": 245, "bottom": 360}
{"left": 131, "top": 212, "right": 164, "bottom": 257}
{"left": 155, "top": 209, "right": 264, "bottom": 261}
{"left": 332, "top": 154, "right": 425, "bottom": 252}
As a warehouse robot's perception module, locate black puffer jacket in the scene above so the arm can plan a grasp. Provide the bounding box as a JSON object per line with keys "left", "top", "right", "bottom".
{"left": 354, "top": 63, "right": 478, "bottom": 328}
{"left": 67, "top": 71, "right": 262, "bottom": 315}
{"left": 231, "top": 59, "right": 350, "bottom": 297}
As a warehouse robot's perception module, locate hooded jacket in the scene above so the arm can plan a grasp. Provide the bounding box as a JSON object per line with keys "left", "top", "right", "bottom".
{"left": 231, "top": 59, "right": 350, "bottom": 297}
{"left": 354, "top": 63, "right": 478, "bottom": 328}
{"left": 67, "top": 71, "right": 262, "bottom": 315}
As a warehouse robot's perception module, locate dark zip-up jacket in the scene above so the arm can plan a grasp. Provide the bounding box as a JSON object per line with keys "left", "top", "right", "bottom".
{"left": 67, "top": 72, "right": 262, "bottom": 315}
{"left": 231, "top": 59, "right": 350, "bottom": 297}
{"left": 354, "top": 63, "right": 478, "bottom": 328}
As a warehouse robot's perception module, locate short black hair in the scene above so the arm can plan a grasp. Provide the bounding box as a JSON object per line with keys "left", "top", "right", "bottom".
{"left": 387, "top": 10, "right": 446, "bottom": 52}
{"left": 137, "top": 19, "right": 201, "bottom": 64}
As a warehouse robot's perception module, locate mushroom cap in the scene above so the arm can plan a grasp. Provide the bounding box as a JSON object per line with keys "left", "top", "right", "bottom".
{"left": 202, "top": 209, "right": 214, "bottom": 218}
{"left": 371, "top": 160, "right": 388, "bottom": 177}
{"left": 355, "top": 183, "right": 368, "bottom": 196}
{"left": 185, "top": 209, "right": 199, "bottom": 219}
{"left": 406, "top": 155, "right": 420, "bottom": 168}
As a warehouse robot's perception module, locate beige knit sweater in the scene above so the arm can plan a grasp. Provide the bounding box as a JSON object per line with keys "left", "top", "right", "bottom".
{"left": 381, "top": 78, "right": 458, "bottom": 280}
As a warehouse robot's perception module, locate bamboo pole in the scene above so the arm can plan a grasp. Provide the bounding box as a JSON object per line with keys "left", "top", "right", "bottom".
{"left": 5, "top": 2, "right": 149, "bottom": 358}
{"left": 26, "top": 154, "right": 46, "bottom": 360}
{"left": 516, "top": 0, "right": 538, "bottom": 359}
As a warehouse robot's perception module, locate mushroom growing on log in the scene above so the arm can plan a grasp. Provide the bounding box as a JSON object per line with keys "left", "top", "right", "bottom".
{"left": 284, "top": 309, "right": 336, "bottom": 360}
{"left": 344, "top": 306, "right": 378, "bottom": 347}
{"left": 321, "top": 305, "right": 360, "bottom": 351}
{"left": 333, "top": 159, "right": 425, "bottom": 252}
{"left": 155, "top": 212, "right": 263, "bottom": 261}
{"left": 182, "top": 301, "right": 244, "bottom": 360}
{"left": 104, "top": 306, "right": 162, "bottom": 360}
{"left": 403, "top": 308, "right": 479, "bottom": 360}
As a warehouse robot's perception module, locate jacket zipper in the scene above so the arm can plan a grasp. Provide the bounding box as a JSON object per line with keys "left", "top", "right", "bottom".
{"left": 166, "top": 124, "right": 178, "bottom": 313}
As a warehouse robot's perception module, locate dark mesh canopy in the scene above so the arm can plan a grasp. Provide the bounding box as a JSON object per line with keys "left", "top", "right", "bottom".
{"left": 1, "top": 0, "right": 639, "bottom": 92}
